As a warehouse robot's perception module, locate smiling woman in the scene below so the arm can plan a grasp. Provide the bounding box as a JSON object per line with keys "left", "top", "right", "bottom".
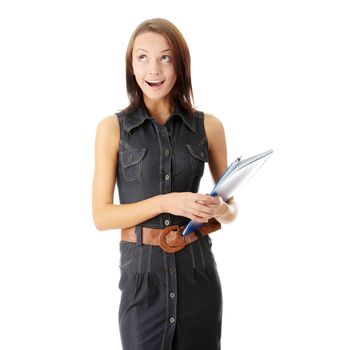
{"left": 124, "top": 19, "right": 194, "bottom": 117}
{"left": 92, "top": 18, "right": 238, "bottom": 350}
{"left": 132, "top": 32, "right": 176, "bottom": 102}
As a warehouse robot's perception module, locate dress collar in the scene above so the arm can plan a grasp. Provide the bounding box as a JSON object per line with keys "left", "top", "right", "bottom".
{"left": 124, "top": 104, "right": 196, "bottom": 133}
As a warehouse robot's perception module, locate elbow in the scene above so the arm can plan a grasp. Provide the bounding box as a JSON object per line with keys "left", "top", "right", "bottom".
{"left": 93, "top": 218, "right": 105, "bottom": 231}
{"left": 92, "top": 208, "right": 124, "bottom": 231}
{"left": 92, "top": 203, "right": 127, "bottom": 230}
{"left": 92, "top": 211, "right": 108, "bottom": 231}
{"left": 95, "top": 223, "right": 106, "bottom": 231}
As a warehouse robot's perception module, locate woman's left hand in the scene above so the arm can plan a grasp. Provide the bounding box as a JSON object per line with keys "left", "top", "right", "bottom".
{"left": 196, "top": 195, "right": 228, "bottom": 219}
{"left": 196, "top": 196, "right": 238, "bottom": 224}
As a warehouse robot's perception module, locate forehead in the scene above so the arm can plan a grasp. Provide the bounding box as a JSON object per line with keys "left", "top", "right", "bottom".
{"left": 133, "top": 32, "right": 170, "bottom": 52}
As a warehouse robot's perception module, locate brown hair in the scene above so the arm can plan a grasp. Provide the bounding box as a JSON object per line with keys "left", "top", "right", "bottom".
{"left": 123, "top": 18, "right": 195, "bottom": 114}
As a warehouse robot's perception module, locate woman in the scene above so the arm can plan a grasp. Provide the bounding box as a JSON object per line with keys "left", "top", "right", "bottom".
{"left": 92, "top": 18, "right": 238, "bottom": 350}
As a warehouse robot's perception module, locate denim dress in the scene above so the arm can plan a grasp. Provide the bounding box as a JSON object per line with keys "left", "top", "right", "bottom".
{"left": 116, "top": 105, "right": 222, "bottom": 350}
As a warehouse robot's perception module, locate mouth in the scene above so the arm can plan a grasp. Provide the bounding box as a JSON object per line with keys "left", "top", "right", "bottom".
{"left": 145, "top": 80, "right": 165, "bottom": 87}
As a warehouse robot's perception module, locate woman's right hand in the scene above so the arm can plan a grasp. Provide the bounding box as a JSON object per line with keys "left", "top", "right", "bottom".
{"left": 160, "top": 192, "right": 218, "bottom": 223}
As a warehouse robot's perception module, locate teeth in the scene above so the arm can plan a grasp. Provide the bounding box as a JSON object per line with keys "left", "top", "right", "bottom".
{"left": 147, "top": 80, "right": 163, "bottom": 83}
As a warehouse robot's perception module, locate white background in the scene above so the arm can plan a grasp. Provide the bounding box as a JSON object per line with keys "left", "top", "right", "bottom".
{"left": 1, "top": 0, "right": 349, "bottom": 349}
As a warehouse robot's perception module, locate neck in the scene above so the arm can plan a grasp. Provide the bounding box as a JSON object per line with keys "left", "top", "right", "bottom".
{"left": 144, "top": 96, "right": 174, "bottom": 124}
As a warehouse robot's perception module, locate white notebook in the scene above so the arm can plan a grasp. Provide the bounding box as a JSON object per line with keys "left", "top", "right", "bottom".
{"left": 182, "top": 149, "right": 273, "bottom": 236}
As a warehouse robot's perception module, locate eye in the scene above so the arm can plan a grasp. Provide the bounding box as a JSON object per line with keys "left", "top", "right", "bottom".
{"left": 161, "top": 55, "right": 172, "bottom": 63}
{"left": 138, "top": 54, "right": 147, "bottom": 62}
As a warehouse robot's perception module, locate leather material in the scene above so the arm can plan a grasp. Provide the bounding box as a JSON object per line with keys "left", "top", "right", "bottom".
{"left": 121, "top": 218, "right": 221, "bottom": 253}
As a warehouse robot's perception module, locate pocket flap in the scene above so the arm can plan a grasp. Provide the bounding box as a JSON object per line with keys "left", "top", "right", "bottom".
{"left": 186, "top": 144, "right": 209, "bottom": 162}
{"left": 120, "top": 148, "right": 147, "bottom": 168}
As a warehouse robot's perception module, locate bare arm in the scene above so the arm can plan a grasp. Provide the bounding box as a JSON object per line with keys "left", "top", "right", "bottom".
{"left": 200, "top": 113, "right": 238, "bottom": 224}
{"left": 92, "top": 116, "right": 165, "bottom": 230}
{"left": 92, "top": 115, "right": 216, "bottom": 231}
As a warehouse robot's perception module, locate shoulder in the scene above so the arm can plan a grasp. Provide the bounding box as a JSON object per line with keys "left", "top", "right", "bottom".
{"left": 96, "top": 114, "right": 119, "bottom": 133}
{"left": 97, "top": 114, "right": 119, "bottom": 128}
{"left": 203, "top": 112, "right": 224, "bottom": 131}
{"left": 95, "top": 114, "right": 120, "bottom": 150}
{"left": 203, "top": 113, "right": 225, "bottom": 147}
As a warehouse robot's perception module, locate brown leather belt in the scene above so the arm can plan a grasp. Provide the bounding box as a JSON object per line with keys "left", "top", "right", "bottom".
{"left": 121, "top": 218, "right": 221, "bottom": 253}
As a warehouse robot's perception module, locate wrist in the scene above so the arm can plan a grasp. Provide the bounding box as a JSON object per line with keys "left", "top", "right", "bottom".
{"left": 215, "top": 202, "right": 230, "bottom": 219}
{"left": 155, "top": 194, "right": 167, "bottom": 214}
{"left": 215, "top": 201, "right": 238, "bottom": 224}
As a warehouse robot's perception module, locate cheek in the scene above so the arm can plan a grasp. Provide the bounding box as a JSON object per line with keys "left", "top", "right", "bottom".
{"left": 132, "top": 68, "right": 144, "bottom": 89}
{"left": 132, "top": 62, "right": 143, "bottom": 77}
{"left": 165, "top": 68, "right": 177, "bottom": 86}
{"left": 133, "top": 69, "right": 145, "bottom": 86}
{"left": 169, "top": 75, "right": 177, "bottom": 90}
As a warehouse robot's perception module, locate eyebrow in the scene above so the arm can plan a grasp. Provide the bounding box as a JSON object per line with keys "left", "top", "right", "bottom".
{"left": 135, "top": 48, "right": 171, "bottom": 53}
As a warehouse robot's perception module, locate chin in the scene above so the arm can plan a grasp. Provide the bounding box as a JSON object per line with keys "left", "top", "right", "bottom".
{"left": 144, "top": 91, "right": 172, "bottom": 102}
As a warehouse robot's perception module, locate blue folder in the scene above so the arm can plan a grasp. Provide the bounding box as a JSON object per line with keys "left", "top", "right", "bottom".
{"left": 182, "top": 149, "right": 273, "bottom": 236}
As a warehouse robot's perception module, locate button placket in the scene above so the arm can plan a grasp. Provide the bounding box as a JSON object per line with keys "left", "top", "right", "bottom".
{"left": 165, "top": 253, "right": 177, "bottom": 335}
{"left": 157, "top": 124, "right": 172, "bottom": 228}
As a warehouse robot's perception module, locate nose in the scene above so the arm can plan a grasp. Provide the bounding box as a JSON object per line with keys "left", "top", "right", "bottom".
{"left": 148, "top": 60, "right": 161, "bottom": 76}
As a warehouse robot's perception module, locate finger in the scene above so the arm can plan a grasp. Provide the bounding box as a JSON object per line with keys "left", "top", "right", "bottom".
{"left": 195, "top": 197, "right": 217, "bottom": 206}
{"left": 190, "top": 207, "right": 210, "bottom": 219}
{"left": 196, "top": 199, "right": 220, "bottom": 208}
{"left": 193, "top": 203, "right": 216, "bottom": 215}
{"left": 194, "top": 193, "right": 216, "bottom": 202}
{"left": 187, "top": 212, "right": 208, "bottom": 222}
{"left": 196, "top": 199, "right": 215, "bottom": 205}
{"left": 198, "top": 203, "right": 220, "bottom": 211}
{"left": 183, "top": 204, "right": 208, "bottom": 219}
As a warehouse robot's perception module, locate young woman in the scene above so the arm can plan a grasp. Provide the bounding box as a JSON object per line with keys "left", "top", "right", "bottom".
{"left": 92, "top": 18, "right": 238, "bottom": 350}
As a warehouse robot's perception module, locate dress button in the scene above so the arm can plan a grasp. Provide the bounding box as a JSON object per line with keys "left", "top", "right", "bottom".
{"left": 169, "top": 267, "right": 174, "bottom": 274}
{"left": 161, "top": 130, "right": 166, "bottom": 136}
{"left": 165, "top": 220, "right": 170, "bottom": 226}
{"left": 169, "top": 317, "right": 176, "bottom": 324}
{"left": 165, "top": 174, "right": 170, "bottom": 180}
{"left": 164, "top": 149, "right": 169, "bottom": 156}
{"left": 170, "top": 292, "right": 176, "bottom": 299}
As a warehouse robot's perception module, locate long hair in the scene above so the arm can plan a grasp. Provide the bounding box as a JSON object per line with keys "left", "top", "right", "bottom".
{"left": 123, "top": 18, "right": 195, "bottom": 114}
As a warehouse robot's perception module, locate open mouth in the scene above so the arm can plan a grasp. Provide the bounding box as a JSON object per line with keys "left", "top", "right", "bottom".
{"left": 146, "top": 80, "right": 165, "bottom": 87}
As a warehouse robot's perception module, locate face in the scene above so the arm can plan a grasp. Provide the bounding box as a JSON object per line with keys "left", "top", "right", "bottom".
{"left": 132, "top": 32, "right": 177, "bottom": 104}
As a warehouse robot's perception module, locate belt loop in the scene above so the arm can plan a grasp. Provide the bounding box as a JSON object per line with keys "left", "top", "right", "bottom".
{"left": 136, "top": 224, "right": 143, "bottom": 246}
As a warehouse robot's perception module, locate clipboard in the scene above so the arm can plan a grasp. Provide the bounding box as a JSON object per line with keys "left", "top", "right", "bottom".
{"left": 182, "top": 149, "right": 273, "bottom": 236}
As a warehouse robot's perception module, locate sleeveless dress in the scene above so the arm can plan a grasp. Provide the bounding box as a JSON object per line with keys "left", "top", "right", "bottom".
{"left": 116, "top": 105, "right": 222, "bottom": 350}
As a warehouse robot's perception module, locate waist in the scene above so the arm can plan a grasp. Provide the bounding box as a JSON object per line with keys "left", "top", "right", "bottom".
{"left": 121, "top": 218, "right": 221, "bottom": 253}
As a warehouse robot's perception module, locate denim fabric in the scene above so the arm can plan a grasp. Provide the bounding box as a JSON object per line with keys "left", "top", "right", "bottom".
{"left": 118, "top": 238, "right": 222, "bottom": 350}
{"left": 115, "top": 105, "right": 222, "bottom": 350}
{"left": 116, "top": 105, "right": 209, "bottom": 229}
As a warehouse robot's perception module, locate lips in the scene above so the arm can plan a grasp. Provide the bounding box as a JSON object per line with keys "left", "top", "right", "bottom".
{"left": 146, "top": 80, "right": 165, "bottom": 87}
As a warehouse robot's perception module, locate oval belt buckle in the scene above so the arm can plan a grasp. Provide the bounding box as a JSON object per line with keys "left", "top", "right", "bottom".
{"left": 159, "top": 225, "right": 186, "bottom": 253}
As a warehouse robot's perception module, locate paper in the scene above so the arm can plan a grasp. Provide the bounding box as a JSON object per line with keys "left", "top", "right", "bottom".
{"left": 182, "top": 149, "right": 273, "bottom": 236}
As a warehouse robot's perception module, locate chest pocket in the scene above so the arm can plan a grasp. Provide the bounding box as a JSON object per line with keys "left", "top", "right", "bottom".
{"left": 186, "top": 144, "right": 209, "bottom": 178}
{"left": 119, "top": 148, "right": 147, "bottom": 181}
